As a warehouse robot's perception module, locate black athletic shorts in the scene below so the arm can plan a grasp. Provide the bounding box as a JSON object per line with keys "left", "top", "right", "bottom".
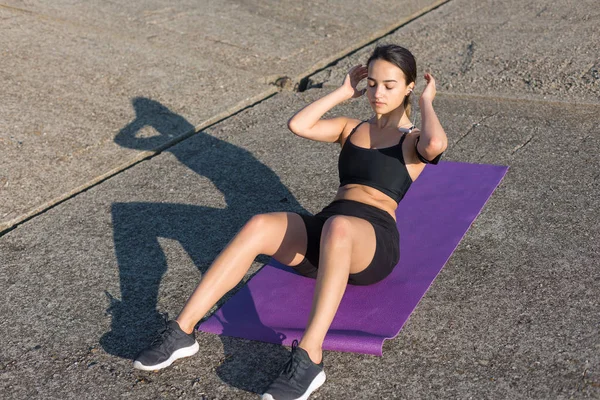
{"left": 293, "top": 199, "right": 400, "bottom": 286}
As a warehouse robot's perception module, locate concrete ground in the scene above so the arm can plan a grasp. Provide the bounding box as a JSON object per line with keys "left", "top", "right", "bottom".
{"left": 1, "top": 0, "right": 599, "bottom": 399}
{"left": 0, "top": 0, "right": 446, "bottom": 232}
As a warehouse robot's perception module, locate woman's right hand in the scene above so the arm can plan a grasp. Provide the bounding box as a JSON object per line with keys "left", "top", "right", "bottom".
{"left": 341, "top": 65, "right": 368, "bottom": 99}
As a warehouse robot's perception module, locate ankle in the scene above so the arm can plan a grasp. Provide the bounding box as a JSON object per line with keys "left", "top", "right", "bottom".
{"left": 174, "top": 318, "right": 195, "bottom": 335}
{"left": 298, "top": 343, "right": 322, "bottom": 365}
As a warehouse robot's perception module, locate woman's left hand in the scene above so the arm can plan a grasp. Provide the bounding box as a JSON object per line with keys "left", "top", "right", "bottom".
{"left": 420, "top": 73, "right": 437, "bottom": 104}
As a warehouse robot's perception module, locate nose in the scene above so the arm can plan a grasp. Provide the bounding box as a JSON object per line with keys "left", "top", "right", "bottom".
{"left": 374, "top": 86, "right": 384, "bottom": 100}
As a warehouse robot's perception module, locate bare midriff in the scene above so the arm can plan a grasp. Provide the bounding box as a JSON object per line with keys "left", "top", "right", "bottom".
{"left": 333, "top": 184, "right": 398, "bottom": 222}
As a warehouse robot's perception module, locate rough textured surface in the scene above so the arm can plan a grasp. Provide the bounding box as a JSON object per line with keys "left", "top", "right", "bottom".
{"left": 308, "top": 0, "right": 600, "bottom": 103}
{"left": 0, "top": 0, "right": 445, "bottom": 231}
{"left": 2, "top": 89, "right": 599, "bottom": 398}
{"left": 1, "top": 0, "right": 599, "bottom": 399}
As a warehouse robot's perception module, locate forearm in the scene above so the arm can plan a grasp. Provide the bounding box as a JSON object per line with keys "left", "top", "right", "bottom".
{"left": 288, "top": 87, "right": 352, "bottom": 132}
{"left": 419, "top": 99, "right": 447, "bottom": 149}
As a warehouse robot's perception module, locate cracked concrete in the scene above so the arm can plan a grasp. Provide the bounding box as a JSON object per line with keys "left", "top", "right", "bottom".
{"left": 454, "top": 113, "right": 498, "bottom": 146}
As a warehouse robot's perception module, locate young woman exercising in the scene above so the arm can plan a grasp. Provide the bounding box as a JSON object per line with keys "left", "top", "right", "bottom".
{"left": 133, "top": 44, "right": 448, "bottom": 400}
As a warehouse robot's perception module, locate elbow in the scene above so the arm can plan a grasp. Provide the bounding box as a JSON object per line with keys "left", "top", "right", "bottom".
{"left": 418, "top": 135, "right": 447, "bottom": 161}
{"left": 287, "top": 118, "right": 300, "bottom": 135}
{"left": 287, "top": 117, "right": 310, "bottom": 137}
{"left": 287, "top": 117, "right": 295, "bottom": 132}
{"left": 425, "top": 135, "right": 447, "bottom": 155}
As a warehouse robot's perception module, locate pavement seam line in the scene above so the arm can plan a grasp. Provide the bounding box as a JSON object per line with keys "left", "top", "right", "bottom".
{"left": 3, "top": 91, "right": 597, "bottom": 237}
{"left": 0, "top": 3, "right": 34, "bottom": 14}
{"left": 296, "top": 0, "right": 452, "bottom": 91}
{"left": 0, "top": 89, "right": 277, "bottom": 236}
{"left": 0, "top": 0, "right": 454, "bottom": 237}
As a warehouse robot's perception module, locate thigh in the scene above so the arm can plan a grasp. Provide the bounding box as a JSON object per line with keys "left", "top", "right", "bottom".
{"left": 320, "top": 215, "right": 377, "bottom": 276}
{"left": 348, "top": 222, "right": 400, "bottom": 286}
{"left": 254, "top": 212, "right": 311, "bottom": 267}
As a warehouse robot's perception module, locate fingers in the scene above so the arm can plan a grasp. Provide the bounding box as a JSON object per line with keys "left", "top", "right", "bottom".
{"left": 350, "top": 64, "right": 368, "bottom": 75}
{"left": 348, "top": 65, "right": 368, "bottom": 87}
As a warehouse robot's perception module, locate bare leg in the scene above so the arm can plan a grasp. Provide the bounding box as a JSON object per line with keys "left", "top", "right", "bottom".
{"left": 298, "top": 216, "right": 376, "bottom": 364}
{"left": 176, "top": 212, "right": 308, "bottom": 334}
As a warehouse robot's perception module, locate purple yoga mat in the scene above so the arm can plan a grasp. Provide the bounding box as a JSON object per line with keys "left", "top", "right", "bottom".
{"left": 198, "top": 161, "right": 508, "bottom": 355}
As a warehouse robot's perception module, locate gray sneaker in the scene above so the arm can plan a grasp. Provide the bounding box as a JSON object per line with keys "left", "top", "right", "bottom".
{"left": 133, "top": 320, "right": 199, "bottom": 371}
{"left": 261, "top": 340, "right": 326, "bottom": 400}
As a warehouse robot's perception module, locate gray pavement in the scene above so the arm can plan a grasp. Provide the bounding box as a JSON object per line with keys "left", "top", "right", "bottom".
{"left": 1, "top": 0, "right": 599, "bottom": 399}
{"left": 0, "top": 0, "right": 446, "bottom": 232}
{"left": 309, "top": 0, "right": 600, "bottom": 103}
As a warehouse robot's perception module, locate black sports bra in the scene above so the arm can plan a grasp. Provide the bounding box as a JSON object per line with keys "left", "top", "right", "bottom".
{"left": 338, "top": 121, "right": 413, "bottom": 203}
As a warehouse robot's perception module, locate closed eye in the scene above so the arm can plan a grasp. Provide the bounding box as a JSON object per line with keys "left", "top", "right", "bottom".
{"left": 368, "top": 84, "right": 395, "bottom": 89}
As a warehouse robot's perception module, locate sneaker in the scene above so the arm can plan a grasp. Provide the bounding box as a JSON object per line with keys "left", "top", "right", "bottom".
{"left": 261, "top": 340, "right": 326, "bottom": 400}
{"left": 133, "top": 320, "right": 199, "bottom": 371}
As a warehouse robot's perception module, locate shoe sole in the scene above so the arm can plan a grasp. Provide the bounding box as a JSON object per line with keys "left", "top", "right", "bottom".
{"left": 133, "top": 341, "right": 199, "bottom": 371}
{"left": 261, "top": 370, "right": 326, "bottom": 400}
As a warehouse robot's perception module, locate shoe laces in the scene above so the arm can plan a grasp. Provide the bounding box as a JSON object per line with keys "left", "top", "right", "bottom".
{"left": 282, "top": 340, "right": 301, "bottom": 379}
{"left": 150, "top": 322, "right": 176, "bottom": 347}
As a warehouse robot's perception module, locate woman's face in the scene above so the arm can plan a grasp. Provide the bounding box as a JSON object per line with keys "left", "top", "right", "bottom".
{"left": 366, "top": 59, "right": 414, "bottom": 114}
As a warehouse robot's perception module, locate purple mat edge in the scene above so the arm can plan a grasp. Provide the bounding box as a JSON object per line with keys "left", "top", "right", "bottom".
{"left": 376, "top": 164, "right": 509, "bottom": 355}
{"left": 198, "top": 162, "right": 510, "bottom": 355}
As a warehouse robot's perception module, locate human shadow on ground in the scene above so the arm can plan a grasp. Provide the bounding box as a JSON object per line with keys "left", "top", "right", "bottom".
{"left": 100, "top": 97, "right": 310, "bottom": 393}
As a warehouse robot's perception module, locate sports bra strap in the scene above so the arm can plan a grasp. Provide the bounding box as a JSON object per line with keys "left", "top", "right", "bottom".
{"left": 348, "top": 120, "right": 367, "bottom": 138}
{"left": 399, "top": 131, "right": 408, "bottom": 146}
{"left": 397, "top": 125, "right": 414, "bottom": 146}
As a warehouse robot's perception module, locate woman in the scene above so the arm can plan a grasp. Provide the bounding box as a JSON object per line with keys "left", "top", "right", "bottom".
{"left": 133, "top": 44, "right": 447, "bottom": 400}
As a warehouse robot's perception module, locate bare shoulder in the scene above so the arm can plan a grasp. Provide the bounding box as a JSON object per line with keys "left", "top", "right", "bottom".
{"left": 338, "top": 118, "right": 366, "bottom": 147}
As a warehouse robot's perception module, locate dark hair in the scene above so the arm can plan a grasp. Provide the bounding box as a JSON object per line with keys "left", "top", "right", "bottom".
{"left": 367, "top": 44, "right": 417, "bottom": 118}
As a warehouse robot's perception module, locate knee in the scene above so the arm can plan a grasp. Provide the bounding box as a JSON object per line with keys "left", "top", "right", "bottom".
{"left": 243, "top": 214, "right": 271, "bottom": 235}
{"left": 321, "top": 216, "right": 353, "bottom": 247}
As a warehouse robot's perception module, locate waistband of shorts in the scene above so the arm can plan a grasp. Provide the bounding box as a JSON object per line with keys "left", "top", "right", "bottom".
{"left": 321, "top": 199, "right": 397, "bottom": 228}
